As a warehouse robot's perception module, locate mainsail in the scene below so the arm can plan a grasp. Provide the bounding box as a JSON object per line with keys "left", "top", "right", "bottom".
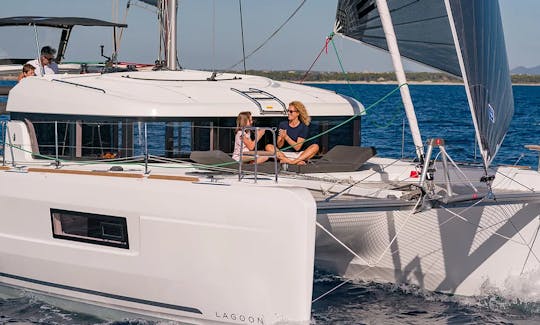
{"left": 335, "top": 0, "right": 514, "bottom": 167}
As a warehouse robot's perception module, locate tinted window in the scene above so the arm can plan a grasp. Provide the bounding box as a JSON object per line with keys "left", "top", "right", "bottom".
{"left": 51, "top": 209, "right": 129, "bottom": 249}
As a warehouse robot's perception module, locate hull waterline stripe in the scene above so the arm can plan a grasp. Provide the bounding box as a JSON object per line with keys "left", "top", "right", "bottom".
{"left": 0, "top": 272, "right": 202, "bottom": 315}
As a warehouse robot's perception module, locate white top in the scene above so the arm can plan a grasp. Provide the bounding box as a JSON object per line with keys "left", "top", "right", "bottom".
{"left": 27, "top": 59, "right": 59, "bottom": 76}
{"left": 7, "top": 70, "right": 365, "bottom": 118}
{"left": 232, "top": 130, "right": 250, "bottom": 161}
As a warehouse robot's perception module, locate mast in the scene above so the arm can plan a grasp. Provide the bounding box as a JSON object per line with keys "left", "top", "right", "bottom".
{"left": 166, "top": 0, "right": 178, "bottom": 70}
{"left": 375, "top": 0, "right": 424, "bottom": 159}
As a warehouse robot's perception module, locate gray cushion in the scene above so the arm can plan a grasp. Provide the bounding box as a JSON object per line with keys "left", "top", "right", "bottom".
{"left": 290, "top": 145, "right": 376, "bottom": 173}
{"left": 190, "top": 150, "right": 279, "bottom": 174}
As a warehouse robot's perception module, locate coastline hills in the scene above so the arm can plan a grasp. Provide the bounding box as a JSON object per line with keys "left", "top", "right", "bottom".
{"left": 2, "top": 69, "right": 539, "bottom": 85}
{"left": 234, "top": 70, "right": 540, "bottom": 85}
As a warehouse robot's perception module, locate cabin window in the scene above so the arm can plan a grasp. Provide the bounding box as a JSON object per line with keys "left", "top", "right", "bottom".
{"left": 50, "top": 209, "right": 129, "bottom": 249}
{"left": 20, "top": 115, "right": 358, "bottom": 160}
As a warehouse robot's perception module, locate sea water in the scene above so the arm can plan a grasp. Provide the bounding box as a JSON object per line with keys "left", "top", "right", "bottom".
{"left": 1, "top": 83, "right": 540, "bottom": 324}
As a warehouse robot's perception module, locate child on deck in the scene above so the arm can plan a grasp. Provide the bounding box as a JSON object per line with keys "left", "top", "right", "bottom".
{"left": 232, "top": 111, "right": 268, "bottom": 164}
{"left": 17, "top": 64, "right": 36, "bottom": 81}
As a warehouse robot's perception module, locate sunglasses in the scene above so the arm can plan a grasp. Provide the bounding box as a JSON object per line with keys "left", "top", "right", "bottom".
{"left": 287, "top": 109, "right": 298, "bottom": 113}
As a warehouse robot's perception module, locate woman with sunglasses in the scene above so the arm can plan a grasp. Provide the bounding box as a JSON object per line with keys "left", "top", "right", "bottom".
{"left": 265, "top": 101, "right": 319, "bottom": 165}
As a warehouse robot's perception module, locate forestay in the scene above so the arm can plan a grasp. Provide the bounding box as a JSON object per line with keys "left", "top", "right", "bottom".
{"left": 335, "top": 0, "right": 514, "bottom": 168}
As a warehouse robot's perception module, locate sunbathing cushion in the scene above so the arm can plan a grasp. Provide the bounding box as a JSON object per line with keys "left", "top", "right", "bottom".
{"left": 190, "top": 150, "right": 279, "bottom": 174}
{"left": 290, "top": 145, "right": 376, "bottom": 173}
{"left": 319, "top": 145, "right": 376, "bottom": 165}
{"left": 190, "top": 150, "right": 236, "bottom": 166}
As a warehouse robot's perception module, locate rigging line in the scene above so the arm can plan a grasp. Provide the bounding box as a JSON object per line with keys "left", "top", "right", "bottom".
{"left": 212, "top": 0, "right": 216, "bottom": 72}
{"left": 369, "top": 103, "right": 404, "bottom": 129}
{"left": 439, "top": 146, "right": 478, "bottom": 192}
{"left": 522, "top": 221, "right": 540, "bottom": 274}
{"left": 238, "top": 0, "right": 247, "bottom": 75}
{"left": 131, "top": 1, "right": 157, "bottom": 13}
{"left": 324, "top": 157, "right": 403, "bottom": 201}
{"left": 312, "top": 278, "right": 352, "bottom": 303}
{"left": 495, "top": 169, "right": 536, "bottom": 193}
{"left": 316, "top": 196, "right": 422, "bottom": 269}
{"left": 2, "top": 84, "right": 408, "bottom": 171}
{"left": 329, "top": 36, "right": 359, "bottom": 100}
{"left": 502, "top": 203, "right": 540, "bottom": 263}
{"left": 1, "top": 142, "right": 147, "bottom": 167}
{"left": 300, "top": 32, "right": 334, "bottom": 84}
{"left": 226, "top": 0, "right": 308, "bottom": 70}
{"left": 440, "top": 204, "right": 533, "bottom": 246}
{"left": 386, "top": 207, "right": 462, "bottom": 257}
{"left": 2, "top": 82, "right": 407, "bottom": 170}
{"left": 115, "top": 0, "right": 132, "bottom": 56}
{"left": 112, "top": 0, "right": 118, "bottom": 60}
{"left": 279, "top": 82, "right": 406, "bottom": 153}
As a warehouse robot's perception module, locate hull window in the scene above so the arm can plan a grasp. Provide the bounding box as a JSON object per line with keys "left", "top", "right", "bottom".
{"left": 50, "top": 209, "right": 129, "bottom": 249}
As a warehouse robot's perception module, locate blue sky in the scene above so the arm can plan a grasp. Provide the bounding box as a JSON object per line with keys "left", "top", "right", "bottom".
{"left": 1, "top": 0, "right": 538, "bottom": 72}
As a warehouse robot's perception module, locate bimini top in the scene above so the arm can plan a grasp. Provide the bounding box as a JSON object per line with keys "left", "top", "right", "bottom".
{"left": 7, "top": 70, "right": 364, "bottom": 118}
{"left": 0, "top": 16, "right": 127, "bottom": 28}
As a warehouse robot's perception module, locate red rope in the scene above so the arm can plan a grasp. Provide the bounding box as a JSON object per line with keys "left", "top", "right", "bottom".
{"left": 300, "top": 33, "right": 334, "bottom": 84}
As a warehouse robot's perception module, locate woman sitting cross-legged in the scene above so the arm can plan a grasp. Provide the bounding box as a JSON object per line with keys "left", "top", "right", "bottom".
{"left": 265, "top": 101, "right": 319, "bottom": 165}
{"left": 232, "top": 111, "right": 269, "bottom": 164}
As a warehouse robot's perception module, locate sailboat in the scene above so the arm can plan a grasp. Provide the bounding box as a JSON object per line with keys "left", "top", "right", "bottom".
{"left": 1, "top": 0, "right": 539, "bottom": 323}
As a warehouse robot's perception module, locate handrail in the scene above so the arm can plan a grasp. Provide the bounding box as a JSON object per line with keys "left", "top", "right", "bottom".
{"left": 230, "top": 87, "right": 287, "bottom": 115}
{"left": 52, "top": 79, "right": 106, "bottom": 93}
{"left": 239, "top": 126, "right": 278, "bottom": 183}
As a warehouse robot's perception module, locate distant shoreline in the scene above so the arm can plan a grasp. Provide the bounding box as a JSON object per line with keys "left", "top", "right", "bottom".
{"left": 236, "top": 70, "right": 540, "bottom": 85}
{"left": 1, "top": 70, "right": 539, "bottom": 86}
{"left": 301, "top": 80, "right": 540, "bottom": 86}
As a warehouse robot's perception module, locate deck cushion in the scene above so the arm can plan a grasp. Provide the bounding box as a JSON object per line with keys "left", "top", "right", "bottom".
{"left": 290, "top": 145, "right": 376, "bottom": 173}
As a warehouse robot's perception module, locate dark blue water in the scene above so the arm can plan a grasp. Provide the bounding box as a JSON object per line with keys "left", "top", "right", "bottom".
{"left": 1, "top": 83, "right": 540, "bottom": 324}
{"left": 316, "top": 83, "right": 540, "bottom": 168}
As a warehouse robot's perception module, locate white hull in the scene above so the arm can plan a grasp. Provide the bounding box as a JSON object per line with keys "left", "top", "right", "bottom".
{"left": 0, "top": 160, "right": 316, "bottom": 324}
{"left": 316, "top": 195, "right": 540, "bottom": 297}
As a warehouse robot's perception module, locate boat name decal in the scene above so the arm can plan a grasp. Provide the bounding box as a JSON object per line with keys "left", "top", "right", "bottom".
{"left": 215, "top": 312, "right": 264, "bottom": 324}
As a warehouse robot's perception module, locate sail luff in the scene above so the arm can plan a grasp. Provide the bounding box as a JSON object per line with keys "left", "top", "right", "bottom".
{"left": 375, "top": 0, "right": 424, "bottom": 159}
{"left": 443, "top": 0, "right": 488, "bottom": 166}
{"left": 445, "top": 0, "right": 514, "bottom": 167}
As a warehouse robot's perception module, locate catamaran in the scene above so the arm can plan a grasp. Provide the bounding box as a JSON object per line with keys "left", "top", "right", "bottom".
{"left": 1, "top": 0, "right": 539, "bottom": 323}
